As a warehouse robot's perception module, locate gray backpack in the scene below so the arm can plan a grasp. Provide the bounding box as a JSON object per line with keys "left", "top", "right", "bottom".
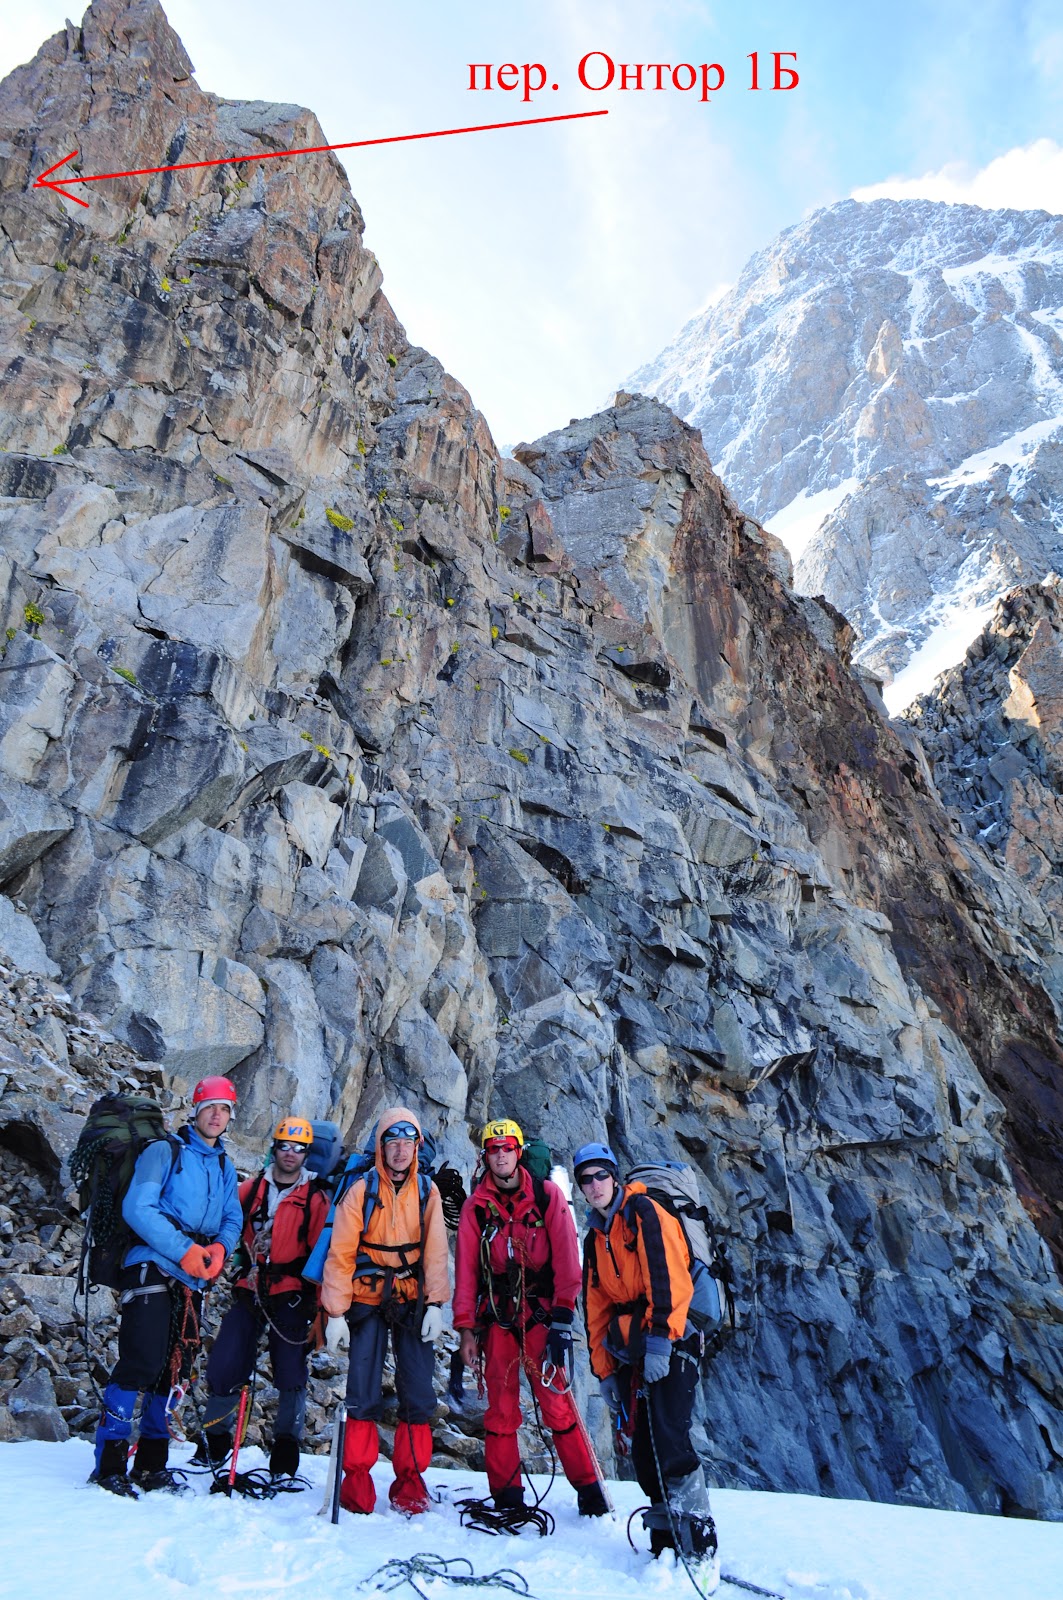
{"left": 626, "top": 1161, "right": 734, "bottom": 1342}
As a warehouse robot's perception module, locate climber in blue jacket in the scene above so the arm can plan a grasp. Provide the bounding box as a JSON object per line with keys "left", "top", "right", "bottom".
{"left": 91, "top": 1076, "right": 242, "bottom": 1496}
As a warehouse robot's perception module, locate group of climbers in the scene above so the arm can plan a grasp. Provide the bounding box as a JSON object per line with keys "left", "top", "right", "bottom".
{"left": 82, "top": 1080, "right": 719, "bottom": 1593}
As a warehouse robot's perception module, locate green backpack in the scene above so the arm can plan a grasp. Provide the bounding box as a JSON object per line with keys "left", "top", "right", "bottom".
{"left": 519, "top": 1137, "right": 554, "bottom": 1183}
{"left": 69, "top": 1093, "right": 179, "bottom": 1291}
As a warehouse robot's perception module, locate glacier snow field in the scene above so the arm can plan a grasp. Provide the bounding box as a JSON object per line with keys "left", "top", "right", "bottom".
{"left": 1, "top": 1439, "right": 1061, "bottom": 1600}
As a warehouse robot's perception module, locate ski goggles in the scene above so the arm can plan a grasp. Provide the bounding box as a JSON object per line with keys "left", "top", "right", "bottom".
{"left": 483, "top": 1136, "right": 521, "bottom": 1153}
{"left": 576, "top": 1168, "right": 615, "bottom": 1187}
{"left": 382, "top": 1120, "right": 419, "bottom": 1143}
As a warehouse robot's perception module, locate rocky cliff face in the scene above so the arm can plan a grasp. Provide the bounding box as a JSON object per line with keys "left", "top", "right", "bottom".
{"left": 906, "top": 576, "right": 1063, "bottom": 919}
{"left": 903, "top": 575, "right": 1063, "bottom": 1252}
{"left": 629, "top": 198, "right": 1063, "bottom": 697}
{"left": 2, "top": 1, "right": 1063, "bottom": 1515}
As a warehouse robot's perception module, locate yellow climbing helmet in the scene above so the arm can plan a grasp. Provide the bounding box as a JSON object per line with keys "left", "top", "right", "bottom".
{"left": 481, "top": 1118, "right": 524, "bottom": 1150}
{"left": 272, "top": 1116, "right": 314, "bottom": 1146}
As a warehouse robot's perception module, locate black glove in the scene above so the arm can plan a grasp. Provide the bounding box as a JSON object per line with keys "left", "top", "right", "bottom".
{"left": 542, "top": 1308, "right": 574, "bottom": 1387}
{"left": 434, "top": 1162, "right": 468, "bottom": 1230}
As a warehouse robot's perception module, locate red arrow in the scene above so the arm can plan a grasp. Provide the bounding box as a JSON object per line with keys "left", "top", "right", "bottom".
{"left": 34, "top": 109, "right": 609, "bottom": 209}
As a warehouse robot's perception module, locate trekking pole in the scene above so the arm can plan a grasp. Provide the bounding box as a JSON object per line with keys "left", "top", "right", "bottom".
{"left": 541, "top": 1356, "right": 616, "bottom": 1516}
{"left": 566, "top": 1392, "right": 616, "bottom": 1516}
{"left": 331, "top": 1408, "right": 346, "bottom": 1525}
{"left": 229, "top": 1385, "right": 249, "bottom": 1490}
{"left": 318, "top": 1397, "right": 347, "bottom": 1521}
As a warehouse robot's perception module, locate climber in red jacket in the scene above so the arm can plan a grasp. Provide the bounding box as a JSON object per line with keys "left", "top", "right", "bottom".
{"left": 453, "top": 1119, "right": 608, "bottom": 1517}
{"left": 199, "top": 1114, "right": 329, "bottom": 1480}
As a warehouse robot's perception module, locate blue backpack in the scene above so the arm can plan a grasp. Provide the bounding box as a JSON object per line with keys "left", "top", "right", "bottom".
{"left": 305, "top": 1120, "right": 345, "bottom": 1181}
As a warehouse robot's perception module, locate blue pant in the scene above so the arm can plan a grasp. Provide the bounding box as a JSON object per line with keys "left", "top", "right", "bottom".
{"left": 344, "top": 1302, "right": 436, "bottom": 1424}
{"left": 204, "top": 1289, "right": 313, "bottom": 1439}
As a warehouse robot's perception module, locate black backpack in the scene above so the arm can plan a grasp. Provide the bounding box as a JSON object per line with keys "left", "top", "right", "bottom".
{"left": 69, "top": 1093, "right": 182, "bottom": 1291}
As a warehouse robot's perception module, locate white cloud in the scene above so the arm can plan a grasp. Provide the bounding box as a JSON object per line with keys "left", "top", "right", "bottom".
{"left": 851, "top": 138, "right": 1063, "bottom": 216}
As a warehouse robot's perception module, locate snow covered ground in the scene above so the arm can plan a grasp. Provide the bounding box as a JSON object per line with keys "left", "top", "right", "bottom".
{"left": 2, "top": 1439, "right": 1062, "bottom": 1600}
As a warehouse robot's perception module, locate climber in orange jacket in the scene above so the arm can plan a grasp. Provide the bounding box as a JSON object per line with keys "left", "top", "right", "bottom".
{"left": 576, "top": 1141, "right": 717, "bottom": 1582}
{"left": 321, "top": 1106, "right": 450, "bottom": 1515}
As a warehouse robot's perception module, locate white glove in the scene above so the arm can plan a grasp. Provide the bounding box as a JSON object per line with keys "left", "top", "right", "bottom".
{"left": 421, "top": 1305, "right": 444, "bottom": 1344}
{"left": 325, "top": 1315, "right": 350, "bottom": 1355}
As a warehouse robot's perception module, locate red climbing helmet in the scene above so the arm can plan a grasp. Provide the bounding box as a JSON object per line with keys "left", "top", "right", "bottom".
{"left": 191, "top": 1076, "right": 238, "bottom": 1111}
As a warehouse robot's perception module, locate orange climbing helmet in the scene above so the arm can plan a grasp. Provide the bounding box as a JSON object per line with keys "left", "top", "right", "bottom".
{"left": 272, "top": 1116, "right": 314, "bottom": 1146}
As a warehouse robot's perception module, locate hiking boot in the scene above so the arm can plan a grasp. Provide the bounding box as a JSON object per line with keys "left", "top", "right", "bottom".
{"left": 129, "top": 1435, "right": 187, "bottom": 1493}
{"left": 682, "top": 1514, "right": 718, "bottom": 1560}
{"left": 269, "top": 1434, "right": 301, "bottom": 1479}
{"left": 493, "top": 1485, "right": 525, "bottom": 1512}
{"left": 90, "top": 1470, "right": 140, "bottom": 1498}
{"left": 576, "top": 1481, "right": 610, "bottom": 1517}
{"left": 689, "top": 1550, "right": 721, "bottom": 1596}
{"left": 192, "top": 1429, "right": 232, "bottom": 1467}
{"left": 90, "top": 1438, "right": 137, "bottom": 1495}
{"left": 389, "top": 1471, "right": 430, "bottom": 1515}
{"left": 134, "top": 1467, "right": 190, "bottom": 1495}
{"left": 681, "top": 1515, "right": 719, "bottom": 1596}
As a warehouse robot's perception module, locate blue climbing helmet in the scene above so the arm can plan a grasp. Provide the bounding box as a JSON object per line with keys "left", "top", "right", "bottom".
{"left": 572, "top": 1142, "right": 619, "bottom": 1180}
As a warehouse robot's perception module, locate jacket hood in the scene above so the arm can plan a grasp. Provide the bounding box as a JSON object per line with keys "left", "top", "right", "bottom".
{"left": 374, "top": 1105, "right": 423, "bottom": 1182}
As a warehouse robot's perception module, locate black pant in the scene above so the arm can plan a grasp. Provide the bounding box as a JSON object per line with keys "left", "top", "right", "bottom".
{"left": 112, "top": 1263, "right": 201, "bottom": 1395}
{"left": 618, "top": 1335, "right": 701, "bottom": 1503}
{"left": 207, "top": 1289, "right": 313, "bottom": 1396}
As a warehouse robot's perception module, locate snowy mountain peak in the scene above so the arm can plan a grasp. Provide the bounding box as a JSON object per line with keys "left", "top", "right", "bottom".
{"left": 630, "top": 197, "right": 1063, "bottom": 703}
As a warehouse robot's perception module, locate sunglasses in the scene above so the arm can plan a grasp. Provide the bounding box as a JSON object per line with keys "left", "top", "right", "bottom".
{"left": 577, "top": 1169, "right": 614, "bottom": 1187}
{"left": 484, "top": 1137, "right": 520, "bottom": 1153}
{"left": 273, "top": 1141, "right": 307, "bottom": 1154}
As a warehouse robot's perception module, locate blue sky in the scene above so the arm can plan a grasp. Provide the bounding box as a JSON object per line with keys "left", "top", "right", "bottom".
{"left": 3, "top": 1, "right": 1062, "bottom": 446}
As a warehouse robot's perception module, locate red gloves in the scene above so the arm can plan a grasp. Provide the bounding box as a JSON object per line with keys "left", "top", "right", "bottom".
{"left": 178, "top": 1242, "right": 226, "bottom": 1281}
{"left": 202, "top": 1242, "right": 226, "bottom": 1281}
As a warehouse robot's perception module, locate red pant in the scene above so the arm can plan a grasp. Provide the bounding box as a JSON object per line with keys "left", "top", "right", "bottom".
{"left": 482, "top": 1321, "right": 596, "bottom": 1496}
{"left": 340, "top": 1416, "right": 432, "bottom": 1515}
